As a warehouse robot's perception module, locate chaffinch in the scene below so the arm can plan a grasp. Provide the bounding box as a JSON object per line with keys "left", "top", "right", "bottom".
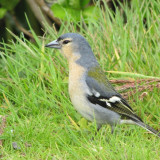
{"left": 45, "top": 33, "right": 160, "bottom": 137}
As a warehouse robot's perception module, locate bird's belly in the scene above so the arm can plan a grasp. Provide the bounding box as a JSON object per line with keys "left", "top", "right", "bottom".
{"left": 70, "top": 92, "right": 120, "bottom": 125}
{"left": 70, "top": 92, "right": 94, "bottom": 121}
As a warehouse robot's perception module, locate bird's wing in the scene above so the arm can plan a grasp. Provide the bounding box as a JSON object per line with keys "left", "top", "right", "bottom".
{"left": 86, "top": 67, "right": 142, "bottom": 122}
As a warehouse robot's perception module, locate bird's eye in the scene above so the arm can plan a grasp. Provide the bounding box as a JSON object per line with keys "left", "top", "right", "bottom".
{"left": 63, "top": 40, "right": 70, "bottom": 44}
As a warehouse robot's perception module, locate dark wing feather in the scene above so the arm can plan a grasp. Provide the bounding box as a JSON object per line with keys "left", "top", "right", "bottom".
{"left": 87, "top": 94, "right": 142, "bottom": 122}
{"left": 86, "top": 72, "right": 142, "bottom": 122}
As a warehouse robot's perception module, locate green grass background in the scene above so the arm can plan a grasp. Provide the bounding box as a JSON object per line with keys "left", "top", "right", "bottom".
{"left": 0, "top": 0, "right": 160, "bottom": 159}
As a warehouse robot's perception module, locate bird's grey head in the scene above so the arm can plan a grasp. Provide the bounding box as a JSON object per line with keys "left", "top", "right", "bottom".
{"left": 45, "top": 33, "right": 98, "bottom": 68}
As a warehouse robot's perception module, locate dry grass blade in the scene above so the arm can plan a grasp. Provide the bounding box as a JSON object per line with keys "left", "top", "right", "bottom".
{"left": 110, "top": 78, "right": 160, "bottom": 100}
{"left": 0, "top": 116, "right": 6, "bottom": 147}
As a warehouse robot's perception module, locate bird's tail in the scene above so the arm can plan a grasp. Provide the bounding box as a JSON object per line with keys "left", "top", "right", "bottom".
{"left": 135, "top": 121, "right": 160, "bottom": 138}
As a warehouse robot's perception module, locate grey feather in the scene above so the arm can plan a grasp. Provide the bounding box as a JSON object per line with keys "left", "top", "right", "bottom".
{"left": 86, "top": 75, "right": 119, "bottom": 98}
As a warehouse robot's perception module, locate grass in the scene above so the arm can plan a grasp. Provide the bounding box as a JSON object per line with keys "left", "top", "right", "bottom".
{"left": 0, "top": 0, "right": 160, "bottom": 159}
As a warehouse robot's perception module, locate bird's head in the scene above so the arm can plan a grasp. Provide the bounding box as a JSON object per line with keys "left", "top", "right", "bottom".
{"left": 46, "top": 33, "right": 91, "bottom": 58}
{"left": 45, "top": 33, "right": 98, "bottom": 67}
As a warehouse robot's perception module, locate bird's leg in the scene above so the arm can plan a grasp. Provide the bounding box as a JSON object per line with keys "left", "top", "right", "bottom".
{"left": 90, "top": 124, "right": 102, "bottom": 141}
{"left": 92, "top": 124, "right": 102, "bottom": 139}
{"left": 97, "top": 124, "right": 102, "bottom": 132}
{"left": 111, "top": 125, "right": 115, "bottom": 134}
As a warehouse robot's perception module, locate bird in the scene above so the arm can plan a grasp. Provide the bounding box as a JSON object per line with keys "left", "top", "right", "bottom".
{"left": 45, "top": 33, "right": 160, "bottom": 137}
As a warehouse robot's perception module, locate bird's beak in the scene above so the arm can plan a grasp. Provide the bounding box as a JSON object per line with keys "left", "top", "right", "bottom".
{"left": 45, "top": 40, "right": 61, "bottom": 49}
